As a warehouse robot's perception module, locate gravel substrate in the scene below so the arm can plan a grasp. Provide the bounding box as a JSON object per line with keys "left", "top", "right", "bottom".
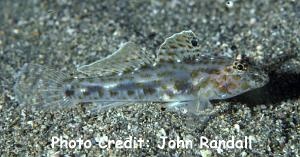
{"left": 0, "top": 0, "right": 299, "bottom": 156}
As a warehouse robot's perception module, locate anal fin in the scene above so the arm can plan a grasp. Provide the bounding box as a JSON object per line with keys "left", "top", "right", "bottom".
{"left": 85, "top": 101, "right": 137, "bottom": 115}
{"left": 165, "top": 98, "right": 215, "bottom": 125}
{"left": 166, "top": 98, "right": 213, "bottom": 115}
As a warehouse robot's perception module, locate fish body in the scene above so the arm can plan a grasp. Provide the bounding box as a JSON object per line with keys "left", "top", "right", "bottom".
{"left": 13, "top": 30, "right": 269, "bottom": 114}
{"left": 64, "top": 61, "right": 234, "bottom": 102}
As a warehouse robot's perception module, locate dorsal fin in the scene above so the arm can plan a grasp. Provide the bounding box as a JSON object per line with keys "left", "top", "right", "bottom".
{"left": 77, "top": 42, "right": 155, "bottom": 76}
{"left": 157, "top": 30, "right": 202, "bottom": 63}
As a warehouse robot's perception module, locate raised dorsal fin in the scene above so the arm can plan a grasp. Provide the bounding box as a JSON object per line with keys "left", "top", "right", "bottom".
{"left": 157, "top": 30, "right": 202, "bottom": 63}
{"left": 77, "top": 42, "right": 155, "bottom": 76}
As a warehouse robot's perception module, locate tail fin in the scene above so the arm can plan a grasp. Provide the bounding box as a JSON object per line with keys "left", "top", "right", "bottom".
{"left": 13, "top": 63, "right": 74, "bottom": 110}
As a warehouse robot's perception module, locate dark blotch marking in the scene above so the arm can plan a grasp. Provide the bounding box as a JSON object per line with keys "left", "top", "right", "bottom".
{"left": 140, "top": 72, "right": 152, "bottom": 78}
{"left": 64, "top": 89, "right": 74, "bottom": 97}
{"left": 154, "top": 80, "right": 162, "bottom": 85}
{"left": 161, "top": 84, "right": 168, "bottom": 90}
{"left": 143, "top": 87, "right": 156, "bottom": 95}
{"left": 127, "top": 90, "right": 135, "bottom": 96}
{"left": 123, "top": 68, "right": 131, "bottom": 74}
{"left": 230, "top": 44, "right": 237, "bottom": 51}
{"left": 158, "top": 71, "right": 172, "bottom": 77}
{"left": 98, "top": 88, "right": 104, "bottom": 97}
{"left": 110, "top": 90, "right": 118, "bottom": 96}
{"left": 178, "top": 43, "right": 187, "bottom": 48}
{"left": 136, "top": 82, "right": 144, "bottom": 88}
{"left": 83, "top": 89, "right": 90, "bottom": 96}
{"left": 167, "top": 52, "right": 175, "bottom": 56}
{"left": 84, "top": 86, "right": 102, "bottom": 96}
{"left": 174, "top": 80, "right": 190, "bottom": 91}
{"left": 148, "top": 32, "right": 156, "bottom": 39}
{"left": 191, "top": 38, "right": 198, "bottom": 47}
{"left": 170, "top": 44, "right": 178, "bottom": 49}
{"left": 191, "top": 70, "right": 199, "bottom": 78}
{"left": 224, "top": 67, "right": 233, "bottom": 73}
{"left": 167, "top": 59, "right": 175, "bottom": 64}
{"left": 206, "top": 68, "right": 221, "bottom": 75}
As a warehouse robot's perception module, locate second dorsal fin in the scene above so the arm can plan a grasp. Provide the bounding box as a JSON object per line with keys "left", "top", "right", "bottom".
{"left": 77, "top": 42, "right": 155, "bottom": 76}
{"left": 157, "top": 30, "right": 202, "bottom": 63}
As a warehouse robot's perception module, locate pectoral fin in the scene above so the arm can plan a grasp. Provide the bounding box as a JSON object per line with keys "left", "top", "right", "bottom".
{"left": 77, "top": 42, "right": 155, "bottom": 76}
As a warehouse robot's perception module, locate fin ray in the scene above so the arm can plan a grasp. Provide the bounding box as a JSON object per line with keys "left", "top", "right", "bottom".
{"left": 77, "top": 42, "right": 155, "bottom": 76}
{"left": 157, "top": 30, "right": 202, "bottom": 63}
{"left": 13, "top": 64, "right": 74, "bottom": 110}
{"left": 165, "top": 98, "right": 213, "bottom": 116}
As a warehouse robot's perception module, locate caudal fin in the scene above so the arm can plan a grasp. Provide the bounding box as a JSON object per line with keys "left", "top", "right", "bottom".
{"left": 13, "top": 63, "right": 74, "bottom": 110}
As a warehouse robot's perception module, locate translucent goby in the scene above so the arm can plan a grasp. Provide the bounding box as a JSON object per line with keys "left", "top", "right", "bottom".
{"left": 13, "top": 30, "right": 269, "bottom": 115}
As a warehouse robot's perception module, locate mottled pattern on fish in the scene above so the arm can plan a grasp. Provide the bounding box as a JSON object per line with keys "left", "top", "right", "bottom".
{"left": 13, "top": 30, "right": 269, "bottom": 115}
{"left": 66, "top": 60, "right": 255, "bottom": 101}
